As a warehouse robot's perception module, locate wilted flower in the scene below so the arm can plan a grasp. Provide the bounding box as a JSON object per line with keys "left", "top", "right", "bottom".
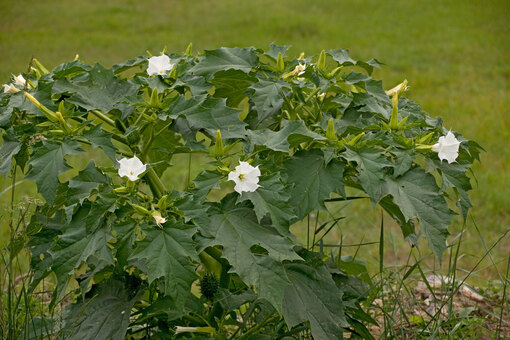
{"left": 153, "top": 211, "right": 166, "bottom": 228}
{"left": 2, "top": 83, "right": 20, "bottom": 93}
{"left": 118, "top": 155, "right": 147, "bottom": 181}
{"left": 228, "top": 161, "right": 261, "bottom": 194}
{"left": 432, "top": 131, "right": 461, "bottom": 164}
{"left": 147, "top": 55, "right": 174, "bottom": 76}
{"left": 13, "top": 74, "right": 31, "bottom": 89}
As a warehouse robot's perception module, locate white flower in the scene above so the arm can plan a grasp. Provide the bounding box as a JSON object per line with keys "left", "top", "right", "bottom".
{"left": 153, "top": 212, "right": 166, "bottom": 228}
{"left": 175, "top": 326, "right": 214, "bottom": 335}
{"left": 13, "top": 74, "right": 31, "bottom": 89}
{"left": 2, "top": 83, "right": 20, "bottom": 93}
{"left": 175, "top": 326, "right": 198, "bottom": 335}
{"left": 147, "top": 55, "right": 174, "bottom": 76}
{"left": 432, "top": 131, "right": 461, "bottom": 164}
{"left": 118, "top": 155, "right": 147, "bottom": 181}
{"left": 293, "top": 63, "right": 306, "bottom": 76}
{"left": 228, "top": 161, "right": 261, "bottom": 194}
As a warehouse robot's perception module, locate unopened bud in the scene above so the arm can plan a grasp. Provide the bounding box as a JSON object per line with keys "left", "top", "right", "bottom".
{"left": 317, "top": 50, "right": 326, "bottom": 71}
{"left": 214, "top": 130, "right": 224, "bottom": 157}
{"left": 24, "top": 92, "right": 58, "bottom": 122}
{"left": 185, "top": 42, "right": 193, "bottom": 56}
{"left": 326, "top": 118, "right": 337, "bottom": 141}
{"left": 276, "top": 52, "right": 285, "bottom": 73}
{"left": 149, "top": 87, "right": 161, "bottom": 108}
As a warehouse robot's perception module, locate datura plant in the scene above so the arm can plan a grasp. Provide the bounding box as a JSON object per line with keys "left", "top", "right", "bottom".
{"left": 0, "top": 44, "right": 480, "bottom": 339}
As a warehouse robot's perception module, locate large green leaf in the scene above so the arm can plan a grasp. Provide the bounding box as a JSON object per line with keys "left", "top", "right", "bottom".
{"left": 81, "top": 124, "right": 117, "bottom": 162}
{"left": 192, "top": 170, "right": 223, "bottom": 197}
{"left": 210, "top": 69, "right": 256, "bottom": 107}
{"left": 167, "top": 95, "right": 246, "bottom": 139}
{"left": 26, "top": 140, "right": 82, "bottom": 204}
{"left": 286, "top": 150, "right": 346, "bottom": 220}
{"left": 49, "top": 198, "right": 116, "bottom": 303}
{"left": 343, "top": 146, "right": 392, "bottom": 203}
{"left": 248, "top": 78, "right": 288, "bottom": 124}
{"left": 283, "top": 253, "right": 348, "bottom": 340}
{"left": 238, "top": 172, "right": 296, "bottom": 236}
{"left": 128, "top": 221, "right": 199, "bottom": 311}
{"left": 67, "top": 161, "right": 108, "bottom": 206}
{"left": 265, "top": 43, "right": 291, "bottom": 60}
{"left": 201, "top": 198, "right": 301, "bottom": 312}
{"left": 52, "top": 63, "right": 139, "bottom": 113}
{"left": 62, "top": 279, "right": 140, "bottom": 340}
{"left": 382, "top": 167, "right": 455, "bottom": 259}
{"left": 245, "top": 120, "right": 325, "bottom": 153}
{"left": 428, "top": 156, "right": 472, "bottom": 220}
{"left": 0, "top": 128, "right": 21, "bottom": 178}
{"left": 190, "top": 47, "right": 258, "bottom": 78}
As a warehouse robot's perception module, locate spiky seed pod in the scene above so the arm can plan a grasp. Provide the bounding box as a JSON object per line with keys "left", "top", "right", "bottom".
{"left": 200, "top": 272, "right": 219, "bottom": 300}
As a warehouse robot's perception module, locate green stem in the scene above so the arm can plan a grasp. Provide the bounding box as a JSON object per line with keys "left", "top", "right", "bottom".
{"left": 238, "top": 313, "right": 278, "bottom": 339}
{"left": 141, "top": 125, "right": 154, "bottom": 160}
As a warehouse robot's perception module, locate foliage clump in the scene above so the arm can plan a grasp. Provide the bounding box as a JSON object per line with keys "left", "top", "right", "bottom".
{"left": 0, "top": 44, "right": 480, "bottom": 338}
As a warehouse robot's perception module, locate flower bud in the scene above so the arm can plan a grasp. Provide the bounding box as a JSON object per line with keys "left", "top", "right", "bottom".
{"left": 276, "top": 52, "right": 285, "bottom": 73}
{"left": 113, "top": 186, "right": 129, "bottom": 194}
{"left": 2, "top": 84, "right": 20, "bottom": 94}
{"left": 157, "top": 195, "right": 168, "bottom": 211}
{"left": 56, "top": 112, "right": 72, "bottom": 133}
{"left": 149, "top": 87, "right": 161, "bottom": 108}
{"left": 32, "top": 58, "right": 50, "bottom": 75}
{"left": 326, "top": 118, "right": 337, "bottom": 141}
{"left": 175, "top": 326, "right": 215, "bottom": 335}
{"left": 214, "top": 130, "right": 224, "bottom": 157}
{"left": 327, "top": 66, "right": 343, "bottom": 79}
{"left": 185, "top": 42, "right": 193, "bottom": 56}
{"left": 386, "top": 79, "right": 408, "bottom": 97}
{"left": 317, "top": 50, "right": 326, "bottom": 71}
{"left": 130, "top": 203, "right": 151, "bottom": 216}
{"left": 24, "top": 92, "right": 58, "bottom": 122}
{"left": 389, "top": 92, "right": 400, "bottom": 129}
{"left": 345, "top": 132, "right": 365, "bottom": 146}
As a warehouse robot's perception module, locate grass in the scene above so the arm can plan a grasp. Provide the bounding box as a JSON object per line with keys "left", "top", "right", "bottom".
{"left": 1, "top": 0, "right": 509, "bottom": 281}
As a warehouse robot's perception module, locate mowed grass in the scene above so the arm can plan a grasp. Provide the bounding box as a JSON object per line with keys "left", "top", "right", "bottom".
{"left": 1, "top": 0, "right": 509, "bottom": 279}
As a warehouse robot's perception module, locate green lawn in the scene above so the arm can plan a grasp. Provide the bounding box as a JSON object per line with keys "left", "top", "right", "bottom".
{"left": 1, "top": 0, "right": 509, "bottom": 278}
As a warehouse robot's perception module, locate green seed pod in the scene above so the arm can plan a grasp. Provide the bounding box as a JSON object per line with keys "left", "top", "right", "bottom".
{"left": 200, "top": 272, "right": 219, "bottom": 300}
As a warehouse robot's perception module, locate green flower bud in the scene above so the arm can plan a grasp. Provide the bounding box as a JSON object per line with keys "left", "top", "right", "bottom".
{"left": 326, "top": 118, "right": 338, "bottom": 141}
{"left": 149, "top": 87, "right": 161, "bottom": 108}
{"left": 130, "top": 203, "right": 151, "bottom": 216}
{"left": 56, "top": 112, "right": 72, "bottom": 133}
{"left": 32, "top": 58, "right": 49, "bottom": 75}
{"left": 24, "top": 92, "right": 58, "bottom": 122}
{"left": 185, "top": 42, "right": 193, "bottom": 56}
{"left": 157, "top": 194, "right": 168, "bottom": 211}
{"left": 214, "top": 130, "right": 224, "bottom": 157}
{"left": 276, "top": 52, "right": 285, "bottom": 73}
{"left": 317, "top": 50, "right": 326, "bottom": 71}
